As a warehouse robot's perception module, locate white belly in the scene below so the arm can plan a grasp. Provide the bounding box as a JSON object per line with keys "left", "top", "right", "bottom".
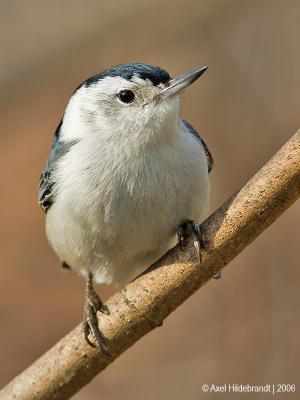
{"left": 45, "top": 135, "right": 210, "bottom": 285}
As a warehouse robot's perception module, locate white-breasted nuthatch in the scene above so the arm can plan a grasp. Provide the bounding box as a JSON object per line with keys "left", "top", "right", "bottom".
{"left": 38, "top": 63, "right": 215, "bottom": 354}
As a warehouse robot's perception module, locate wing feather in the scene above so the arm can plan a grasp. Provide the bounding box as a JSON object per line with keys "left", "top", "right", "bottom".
{"left": 181, "top": 119, "right": 214, "bottom": 173}
{"left": 38, "top": 120, "right": 78, "bottom": 213}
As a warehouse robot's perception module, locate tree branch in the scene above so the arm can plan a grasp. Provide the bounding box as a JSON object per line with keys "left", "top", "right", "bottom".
{"left": 1, "top": 131, "right": 300, "bottom": 400}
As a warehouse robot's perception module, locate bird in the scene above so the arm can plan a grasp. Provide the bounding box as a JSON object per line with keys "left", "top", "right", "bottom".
{"left": 38, "top": 63, "right": 215, "bottom": 355}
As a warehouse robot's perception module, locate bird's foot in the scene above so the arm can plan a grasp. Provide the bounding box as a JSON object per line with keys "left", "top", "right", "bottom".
{"left": 83, "top": 273, "right": 111, "bottom": 355}
{"left": 177, "top": 220, "right": 204, "bottom": 262}
{"left": 177, "top": 221, "right": 221, "bottom": 279}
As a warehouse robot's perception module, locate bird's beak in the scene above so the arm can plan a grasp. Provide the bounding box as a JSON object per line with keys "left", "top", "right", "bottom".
{"left": 158, "top": 66, "right": 207, "bottom": 99}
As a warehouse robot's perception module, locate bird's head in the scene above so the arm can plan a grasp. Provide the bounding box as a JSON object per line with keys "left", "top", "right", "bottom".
{"left": 60, "top": 63, "right": 207, "bottom": 145}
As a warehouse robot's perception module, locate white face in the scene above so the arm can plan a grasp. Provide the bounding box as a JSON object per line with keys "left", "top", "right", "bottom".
{"left": 61, "top": 74, "right": 180, "bottom": 144}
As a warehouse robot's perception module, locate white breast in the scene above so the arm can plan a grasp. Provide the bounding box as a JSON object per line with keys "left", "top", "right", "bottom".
{"left": 45, "top": 126, "right": 210, "bottom": 285}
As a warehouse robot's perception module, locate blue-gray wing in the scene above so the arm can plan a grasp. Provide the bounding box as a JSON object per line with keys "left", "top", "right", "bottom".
{"left": 38, "top": 121, "right": 77, "bottom": 213}
{"left": 181, "top": 119, "right": 214, "bottom": 173}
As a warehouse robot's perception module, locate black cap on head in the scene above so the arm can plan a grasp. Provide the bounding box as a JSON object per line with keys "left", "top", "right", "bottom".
{"left": 75, "top": 64, "right": 171, "bottom": 93}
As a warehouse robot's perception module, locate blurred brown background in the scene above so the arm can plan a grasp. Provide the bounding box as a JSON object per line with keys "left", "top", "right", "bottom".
{"left": 0, "top": 1, "right": 299, "bottom": 399}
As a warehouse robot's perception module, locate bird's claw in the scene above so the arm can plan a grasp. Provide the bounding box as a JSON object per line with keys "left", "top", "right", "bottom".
{"left": 177, "top": 227, "right": 184, "bottom": 251}
{"left": 177, "top": 220, "right": 204, "bottom": 263}
{"left": 83, "top": 290, "right": 111, "bottom": 356}
{"left": 177, "top": 221, "right": 222, "bottom": 280}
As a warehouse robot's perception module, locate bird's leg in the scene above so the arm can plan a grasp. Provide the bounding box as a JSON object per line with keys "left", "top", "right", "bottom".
{"left": 83, "top": 271, "right": 111, "bottom": 355}
{"left": 177, "top": 220, "right": 221, "bottom": 279}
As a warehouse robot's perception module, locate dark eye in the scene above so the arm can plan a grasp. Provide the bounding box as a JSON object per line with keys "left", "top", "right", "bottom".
{"left": 118, "top": 89, "right": 135, "bottom": 103}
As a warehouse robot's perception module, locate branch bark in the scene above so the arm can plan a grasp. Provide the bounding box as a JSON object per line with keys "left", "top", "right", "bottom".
{"left": 1, "top": 131, "right": 300, "bottom": 400}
